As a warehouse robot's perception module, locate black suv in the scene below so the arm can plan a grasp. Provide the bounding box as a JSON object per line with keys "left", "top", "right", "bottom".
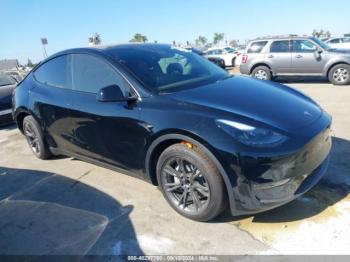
{"left": 13, "top": 44, "right": 332, "bottom": 221}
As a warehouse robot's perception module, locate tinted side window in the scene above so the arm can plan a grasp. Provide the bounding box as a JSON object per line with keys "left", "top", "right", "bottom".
{"left": 292, "top": 40, "right": 317, "bottom": 52}
{"left": 247, "top": 41, "right": 268, "bottom": 53}
{"left": 270, "top": 41, "right": 290, "bottom": 52}
{"left": 34, "top": 55, "right": 70, "bottom": 88}
{"left": 343, "top": 38, "right": 350, "bottom": 43}
{"left": 72, "top": 54, "right": 128, "bottom": 94}
{"left": 330, "top": 38, "right": 340, "bottom": 44}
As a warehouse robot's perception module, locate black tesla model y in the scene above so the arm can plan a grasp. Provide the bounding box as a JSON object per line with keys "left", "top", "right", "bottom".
{"left": 13, "top": 44, "right": 332, "bottom": 221}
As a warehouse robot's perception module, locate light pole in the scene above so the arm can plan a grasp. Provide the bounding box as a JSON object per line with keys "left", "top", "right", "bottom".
{"left": 41, "top": 38, "right": 48, "bottom": 58}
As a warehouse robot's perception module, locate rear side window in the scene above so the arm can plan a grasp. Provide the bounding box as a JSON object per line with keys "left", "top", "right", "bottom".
{"left": 329, "top": 38, "right": 340, "bottom": 44}
{"left": 342, "top": 38, "right": 350, "bottom": 43}
{"left": 34, "top": 55, "right": 70, "bottom": 89}
{"left": 247, "top": 41, "right": 268, "bottom": 53}
{"left": 270, "top": 41, "right": 290, "bottom": 52}
{"left": 71, "top": 54, "right": 128, "bottom": 94}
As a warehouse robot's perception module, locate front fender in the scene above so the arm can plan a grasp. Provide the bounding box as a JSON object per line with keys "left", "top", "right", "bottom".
{"left": 323, "top": 57, "right": 350, "bottom": 76}
{"left": 145, "top": 133, "right": 238, "bottom": 215}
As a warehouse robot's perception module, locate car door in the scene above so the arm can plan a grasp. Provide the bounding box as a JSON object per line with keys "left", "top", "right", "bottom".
{"left": 68, "top": 53, "right": 146, "bottom": 176}
{"left": 291, "top": 39, "right": 327, "bottom": 74}
{"left": 32, "top": 55, "right": 78, "bottom": 152}
{"left": 264, "top": 40, "right": 292, "bottom": 74}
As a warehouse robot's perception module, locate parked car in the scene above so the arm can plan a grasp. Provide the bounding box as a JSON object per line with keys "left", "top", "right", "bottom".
{"left": 0, "top": 73, "right": 17, "bottom": 125}
{"left": 223, "top": 47, "right": 236, "bottom": 53}
{"left": 232, "top": 47, "right": 246, "bottom": 67}
{"left": 240, "top": 36, "right": 350, "bottom": 85}
{"left": 14, "top": 44, "right": 332, "bottom": 221}
{"left": 4, "top": 70, "right": 25, "bottom": 82}
{"left": 204, "top": 47, "right": 238, "bottom": 67}
{"left": 324, "top": 37, "right": 350, "bottom": 49}
{"left": 185, "top": 47, "right": 225, "bottom": 68}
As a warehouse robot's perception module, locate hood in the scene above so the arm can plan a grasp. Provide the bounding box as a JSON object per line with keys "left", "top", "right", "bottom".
{"left": 168, "top": 76, "right": 322, "bottom": 132}
{"left": 328, "top": 48, "right": 350, "bottom": 54}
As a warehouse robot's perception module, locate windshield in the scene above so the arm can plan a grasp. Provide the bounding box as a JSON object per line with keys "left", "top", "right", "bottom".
{"left": 109, "top": 45, "right": 229, "bottom": 93}
{"left": 0, "top": 74, "right": 16, "bottom": 87}
{"left": 224, "top": 47, "right": 236, "bottom": 53}
{"left": 312, "top": 37, "right": 332, "bottom": 51}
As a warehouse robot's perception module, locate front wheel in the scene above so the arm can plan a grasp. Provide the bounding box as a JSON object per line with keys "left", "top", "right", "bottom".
{"left": 251, "top": 66, "right": 272, "bottom": 81}
{"left": 157, "top": 144, "right": 226, "bottom": 221}
{"left": 328, "top": 64, "right": 350, "bottom": 85}
{"left": 232, "top": 58, "right": 236, "bottom": 67}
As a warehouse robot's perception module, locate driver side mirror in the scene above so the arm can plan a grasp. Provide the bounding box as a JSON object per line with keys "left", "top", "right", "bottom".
{"left": 317, "top": 48, "right": 323, "bottom": 54}
{"left": 314, "top": 48, "right": 323, "bottom": 60}
{"left": 97, "top": 85, "right": 137, "bottom": 102}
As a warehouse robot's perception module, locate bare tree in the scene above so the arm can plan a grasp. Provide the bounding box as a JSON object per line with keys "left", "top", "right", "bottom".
{"left": 312, "top": 29, "right": 331, "bottom": 38}
{"left": 229, "top": 40, "right": 239, "bottom": 47}
{"left": 88, "top": 33, "right": 102, "bottom": 45}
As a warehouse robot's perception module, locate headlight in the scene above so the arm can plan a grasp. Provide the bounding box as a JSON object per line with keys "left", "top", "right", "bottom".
{"left": 216, "top": 119, "right": 286, "bottom": 147}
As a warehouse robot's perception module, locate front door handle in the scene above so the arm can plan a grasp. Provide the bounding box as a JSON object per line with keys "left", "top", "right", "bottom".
{"left": 295, "top": 55, "right": 303, "bottom": 59}
{"left": 267, "top": 55, "right": 274, "bottom": 58}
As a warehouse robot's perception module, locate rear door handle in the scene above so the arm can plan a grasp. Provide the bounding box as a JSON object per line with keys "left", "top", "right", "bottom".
{"left": 267, "top": 55, "right": 274, "bottom": 58}
{"left": 295, "top": 55, "right": 303, "bottom": 58}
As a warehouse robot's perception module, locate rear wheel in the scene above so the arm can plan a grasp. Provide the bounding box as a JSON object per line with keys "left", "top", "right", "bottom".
{"left": 157, "top": 143, "right": 226, "bottom": 221}
{"left": 329, "top": 64, "right": 350, "bottom": 85}
{"left": 251, "top": 66, "right": 272, "bottom": 81}
{"left": 23, "top": 115, "right": 51, "bottom": 159}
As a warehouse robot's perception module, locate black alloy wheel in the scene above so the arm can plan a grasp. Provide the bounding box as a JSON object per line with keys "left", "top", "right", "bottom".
{"left": 162, "top": 157, "right": 211, "bottom": 213}
{"left": 23, "top": 115, "right": 51, "bottom": 159}
{"left": 157, "top": 144, "right": 226, "bottom": 221}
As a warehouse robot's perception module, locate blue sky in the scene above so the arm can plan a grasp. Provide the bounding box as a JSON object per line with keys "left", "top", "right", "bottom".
{"left": 1, "top": 0, "right": 349, "bottom": 64}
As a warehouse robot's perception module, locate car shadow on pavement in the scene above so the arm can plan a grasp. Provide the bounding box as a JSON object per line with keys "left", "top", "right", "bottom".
{"left": 0, "top": 167, "right": 144, "bottom": 257}
{"left": 0, "top": 123, "right": 17, "bottom": 131}
{"left": 274, "top": 76, "right": 330, "bottom": 84}
{"left": 215, "top": 136, "right": 350, "bottom": 223}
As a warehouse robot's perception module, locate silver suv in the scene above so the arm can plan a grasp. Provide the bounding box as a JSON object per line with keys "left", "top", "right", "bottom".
{"left": 240, "top": 36, "right": 350, "bottom": 85}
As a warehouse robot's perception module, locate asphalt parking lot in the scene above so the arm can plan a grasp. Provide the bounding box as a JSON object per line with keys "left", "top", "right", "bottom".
{"left": 0, "top": 71, "right": 349, "bottom": 255}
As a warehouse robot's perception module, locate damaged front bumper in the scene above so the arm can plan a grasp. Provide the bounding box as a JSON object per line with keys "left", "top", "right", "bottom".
{"left": 231, "top": 126, "right": 332, "bottom": 216}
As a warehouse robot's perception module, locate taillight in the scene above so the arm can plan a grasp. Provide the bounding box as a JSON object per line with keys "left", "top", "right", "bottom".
{"left": 242, "top": 54, "right": 248, "bottom": 64}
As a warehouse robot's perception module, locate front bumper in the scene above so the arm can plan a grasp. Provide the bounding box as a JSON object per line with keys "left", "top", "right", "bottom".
{"left": 230, "top": 126, "right": 332, "bottom": 216}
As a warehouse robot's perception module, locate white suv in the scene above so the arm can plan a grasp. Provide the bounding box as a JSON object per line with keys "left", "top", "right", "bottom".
{"left": 204, "top": 47, "right": 237, "bottom": 67}
{"left": 324, "top": 37, "right": 350, "bottom": 49}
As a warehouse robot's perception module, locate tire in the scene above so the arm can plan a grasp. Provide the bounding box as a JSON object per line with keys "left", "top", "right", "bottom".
{"left": 232, "top": 58, "right": 236, "bottom": 67}
{"left": 23, "top": 115, "right": 51, "bottom": 159}
{"left": 328, "top": 64, "right": 350, "bottom": 85}
{"left": 251, "top": 66, "right": 272, "bottom": 81}
{"left": 221, "top": 60, "right": 226, "bottom": 68}
{"left": 156, "top": 143, "right": 226, "bottom": 222}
